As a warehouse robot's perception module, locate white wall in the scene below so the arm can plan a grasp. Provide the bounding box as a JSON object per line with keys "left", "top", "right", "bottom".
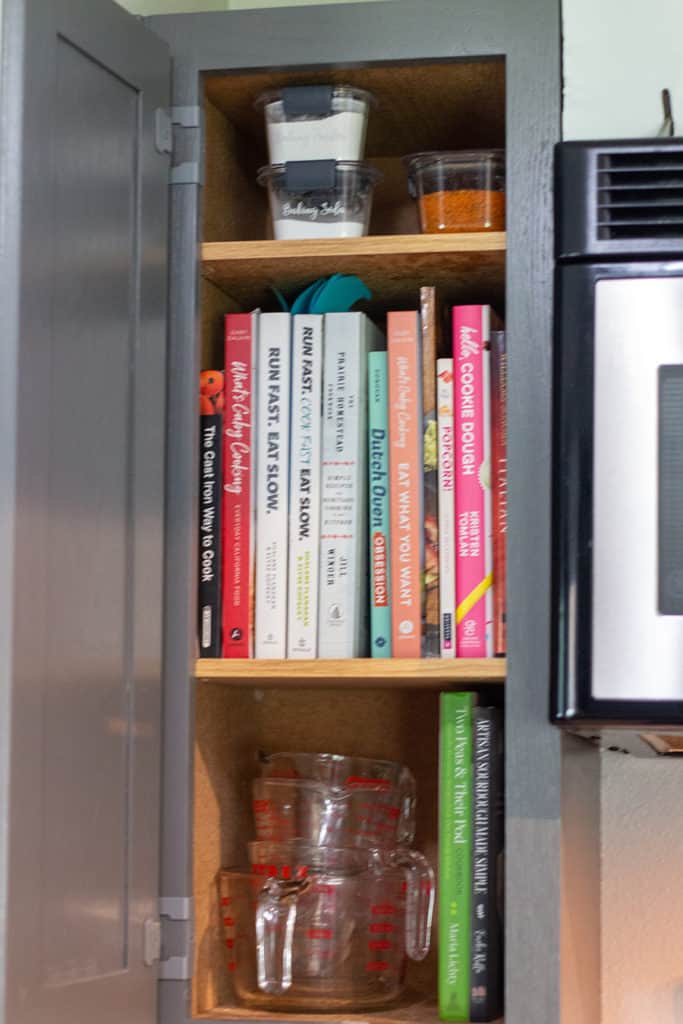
{"left": 563, "top": 2, "right": 683, "bottom": 1022}
{"left": 563, "top": 0, "right": 683, "bottom": 140}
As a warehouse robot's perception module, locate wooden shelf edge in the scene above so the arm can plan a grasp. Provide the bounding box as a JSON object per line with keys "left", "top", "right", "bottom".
{"left": 194, "top": 657, "right": 506, "bottom": 688}
{"left": 194, "top": 1001, "right": 502, "bottom": 1024}
{"left": 202, "top": 232, "right": 506, "bottom": 265}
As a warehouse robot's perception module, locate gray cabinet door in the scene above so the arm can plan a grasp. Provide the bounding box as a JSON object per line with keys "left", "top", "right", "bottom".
{"left": 0, "top": 1, "right": 169, "bottom": 1022}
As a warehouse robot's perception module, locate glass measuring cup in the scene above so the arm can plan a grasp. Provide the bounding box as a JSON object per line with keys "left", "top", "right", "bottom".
{"left": 249, "top": 840, "right": 434, "bottom": 963}
{"left": 219, "top": 846, "right": 433, "bottom": 1010}
{"left": 259, "top": 751, "right": 416, "bottom": 832}
{"left": 252, "top": 776, "right": 415, "bottom": 847}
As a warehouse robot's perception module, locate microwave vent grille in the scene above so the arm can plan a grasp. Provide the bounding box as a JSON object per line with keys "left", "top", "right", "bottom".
{"left": 596, "top": 149, "right": 683, "bottom": 242}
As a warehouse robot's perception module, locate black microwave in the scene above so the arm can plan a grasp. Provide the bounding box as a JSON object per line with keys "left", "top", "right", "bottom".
{"left": 551, "top": 138, "right": 683, "bottom": 754}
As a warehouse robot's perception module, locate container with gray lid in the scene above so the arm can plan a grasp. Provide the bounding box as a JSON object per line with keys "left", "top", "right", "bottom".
{"left": 256, "top": 85, "right": 376, "bottom": 164}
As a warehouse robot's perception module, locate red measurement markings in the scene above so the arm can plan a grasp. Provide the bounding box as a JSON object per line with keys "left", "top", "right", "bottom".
{"left": 345, "top": 776, "right": 391, "bottom": 791}
{"left": 366, "top": 961, "right": 390, "bottom": 971}
{"left": 225, "top": 939, "right": 234, "bottom": 949}
{"left": 371, "top": 904, "right": 396, "bottom": 915}
{"left": 306, "top": 928, "right": 333, "bottom": 940}
{"left": 223, "top": 916, "right": 235, "bottom": 927}
{"left": 369, "top": 922, "right": 396, "bottom": 933}
{"left": 221, "top": 897, "right": 232, "bottom": 906}
{"left": 368, "top": 939, "right": 392, "bottom": 951}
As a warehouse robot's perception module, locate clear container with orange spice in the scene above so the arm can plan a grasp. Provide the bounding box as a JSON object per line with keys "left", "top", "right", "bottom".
{"left": 403, "top": 150, "right": 505, "bottom": 233}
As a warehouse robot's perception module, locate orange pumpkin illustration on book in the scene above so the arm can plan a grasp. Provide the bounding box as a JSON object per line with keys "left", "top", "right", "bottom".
{"left": 200, "top": 369, "right": 225, "bottom": 415}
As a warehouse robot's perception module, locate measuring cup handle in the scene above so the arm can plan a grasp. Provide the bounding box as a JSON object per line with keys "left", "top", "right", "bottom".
{"left": 396, "top": 769, "right": 417, "bottom": 845}
{"left": 390, "top": 848, "right": 435, "bottom": 961}
{"left": 254, "top": 876, "right": 307, "bottom": 994}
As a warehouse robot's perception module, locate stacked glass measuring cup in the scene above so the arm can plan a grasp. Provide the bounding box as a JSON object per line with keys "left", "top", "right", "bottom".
{"left": 218, "top": 752, "right": 435, "bottom": 1011}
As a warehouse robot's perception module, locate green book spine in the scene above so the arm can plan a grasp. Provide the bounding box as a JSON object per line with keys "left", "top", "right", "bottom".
{"left": 368, "top": 351, "right": 392, "bottom": 656}
{"left": 439, "top": 691, "right": 474, "bottom": 1021}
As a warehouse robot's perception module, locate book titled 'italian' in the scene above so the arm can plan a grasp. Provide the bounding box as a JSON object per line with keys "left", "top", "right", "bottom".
{"left": 490, "top": 329, "right": 507, "bottom": 657}
{"left": 318, "top": 312, "right": 383, "bottom": 657}
{"left": 453, "top": 305, "right": 494, "bottom": 658}
{"left": 437, "top": 358, "right": 455, "bottom": 658}
{"left": 439, "top": 691, "right": 474, "bottom": 1022}
{"left": 368, "top": 350, "right": 392, "bottom": 657}
{"left": 255, "top": 312, "right": 291, "bottom": 658}
{"left": 198, "top": 370, "right": 223, "bottom": 658}
{"left": 388, "top": 310, "right": 424, "bottom": 658}
{"left": 221, "top": 313, "right": 258, "bottom": 658}
{"left": 287, "top": 314, "right": 323, "bottom": 659}
{"left": 420, "top": 286, "right": 442, "bottom": 656}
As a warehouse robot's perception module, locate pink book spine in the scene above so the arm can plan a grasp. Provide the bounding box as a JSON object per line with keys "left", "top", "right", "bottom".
{"left": 453, "top": 306, "right": 493, "bottom": 657}
{"left": 221, "top": 312, "right": 256, "bottom": 658}
{"left": 388, "top": 310, "right": 423, "bottom": 658}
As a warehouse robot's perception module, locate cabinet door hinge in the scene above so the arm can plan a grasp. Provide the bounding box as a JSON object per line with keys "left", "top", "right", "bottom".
{"left": 155, "top": 105, "right": 202, "bottom": 186}
{"left": 145, "top": 896, "right": 193, "bottom": 980}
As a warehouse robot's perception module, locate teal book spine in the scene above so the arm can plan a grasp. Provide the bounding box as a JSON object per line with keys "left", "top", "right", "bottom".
{"left": 368, "top": 351, "right": 392, "bottom": 657}
{"left": 439, "top": 691, "right": 474, "bottom": 1021}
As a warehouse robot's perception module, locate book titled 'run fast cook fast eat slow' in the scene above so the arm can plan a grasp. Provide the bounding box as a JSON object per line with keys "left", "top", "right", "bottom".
{"left": 287, "top": 314, "right": 323, "bottom": 659}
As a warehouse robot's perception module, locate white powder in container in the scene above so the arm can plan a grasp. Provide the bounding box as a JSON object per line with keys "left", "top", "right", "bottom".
{"left": 272, "top": 219, "right": 366, "bottom": 240}
{"left": 267, "top": 110, "right": 367, "bottom": 164}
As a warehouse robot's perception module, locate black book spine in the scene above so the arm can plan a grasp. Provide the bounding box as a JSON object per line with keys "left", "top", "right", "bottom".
{"left": 198, "top": 411, "right": 222, "bottom": 657}
{"left": 470, "top": 707, "right": 504, "bottom": 1021}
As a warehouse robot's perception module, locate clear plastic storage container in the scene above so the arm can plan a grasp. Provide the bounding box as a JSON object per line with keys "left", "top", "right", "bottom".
{"left": 256, "top": 85, "right": 375, "bottom": 163}
{"left": 404, "top": 150, "right": 505, "bottom": 233}
{"left": 257, "top": 160, "right": 381, "bottom": 239}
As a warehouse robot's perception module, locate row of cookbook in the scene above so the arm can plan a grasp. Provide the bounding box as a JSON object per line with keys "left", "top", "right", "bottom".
{"left": 439, "top": 692, "right": 504, "bottom": 1022}
{"left": 197, "top": 295, "right": 506, "bottom": 659}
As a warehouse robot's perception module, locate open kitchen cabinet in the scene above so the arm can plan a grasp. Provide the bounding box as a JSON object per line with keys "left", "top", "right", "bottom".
{"left": 149, "top": 4, "right": 599, "bottom": 1024}
{"left": 0, "top": 2, "right": 599, "bottom": 1024}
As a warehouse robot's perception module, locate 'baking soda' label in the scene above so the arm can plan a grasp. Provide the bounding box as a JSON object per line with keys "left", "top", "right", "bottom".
{"left": 282, "top": 200, "right": 347, "bottom": 221}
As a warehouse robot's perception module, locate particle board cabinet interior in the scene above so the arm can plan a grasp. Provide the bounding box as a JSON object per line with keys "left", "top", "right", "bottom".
{"left": 191, "top": 56, "right": 507, "bottom": 1024}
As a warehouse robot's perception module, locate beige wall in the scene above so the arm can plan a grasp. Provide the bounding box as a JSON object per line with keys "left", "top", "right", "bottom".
{"left": 562, "top": 2, "right": 683, "bottom": 1021}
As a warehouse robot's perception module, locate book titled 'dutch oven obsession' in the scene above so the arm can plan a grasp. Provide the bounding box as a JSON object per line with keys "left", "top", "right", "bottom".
{"left": 367, "top": 350, "right": 392, "bottom": 657}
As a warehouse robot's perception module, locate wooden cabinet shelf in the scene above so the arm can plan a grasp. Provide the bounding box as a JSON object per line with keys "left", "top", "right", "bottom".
{"left": 195, "top": 657, "right": 506, "bottom": 688}
{"left": 201, "top": 233, "right": 506, "bottom": 312}
{"left": 197, "top": 997, "right": 502, "bottom": 1024}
